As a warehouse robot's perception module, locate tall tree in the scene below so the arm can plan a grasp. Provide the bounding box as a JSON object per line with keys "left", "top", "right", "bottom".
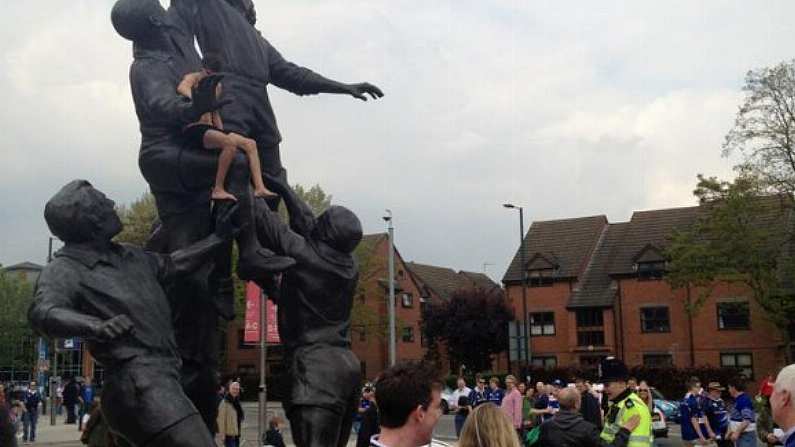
{"left": 0, "top": 269, "right": 36, "bottom": 374}
{"left": 115, "top": 192, "right": 158, "bottom": 246}
{"left": 422, "top": 288, "right": 513, "bottom": 372}
{"left": 723, "top": 59, "right": 795, "bottom": 196}
{"left": 666, "top": 173, "right": 795, "bottom": 360}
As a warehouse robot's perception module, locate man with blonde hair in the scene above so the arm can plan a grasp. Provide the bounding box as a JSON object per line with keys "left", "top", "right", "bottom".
{"left": 771, "top": 364, "right": 795, "bottom": 447}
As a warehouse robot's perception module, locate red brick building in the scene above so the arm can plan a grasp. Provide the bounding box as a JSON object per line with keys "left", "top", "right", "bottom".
{"left": 351, "top": 233, "right": 427, "bottom": 381}
{"left": 502, "top": 206, "right": 789, "bottom": 381}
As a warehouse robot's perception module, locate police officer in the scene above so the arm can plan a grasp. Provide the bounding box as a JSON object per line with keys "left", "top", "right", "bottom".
{"left": 599, "top": 357, "right": 652, "bottom": 447}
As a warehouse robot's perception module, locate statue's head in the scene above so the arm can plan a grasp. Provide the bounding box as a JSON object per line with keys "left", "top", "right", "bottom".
{"left": 111, "top": 0, "right": 169, "bottom": 43}
{"left": 311, "top": 206, "right": 363, "bottom": 254}
{"left": 45, "top": 180, "right": 123, "bottom": 244}
{"left": 225, "top": 0, "right": 257, "bottom": 25}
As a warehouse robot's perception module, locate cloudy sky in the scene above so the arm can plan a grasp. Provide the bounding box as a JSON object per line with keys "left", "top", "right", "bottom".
{"left": 1, "top": 1, "right": 794, "bottom": 281}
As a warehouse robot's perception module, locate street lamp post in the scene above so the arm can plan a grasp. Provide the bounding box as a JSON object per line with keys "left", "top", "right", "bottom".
{"left": 503, "top": 204, "right": 529, "bottom": 373}
{"left": 47, "top": 236, "right": 58, "bottom": 426}
{"left": 384, "top": 210, "right": 396, "bottom": 366}
{"left": 258, "top": 287, "right": 267, "bottom": 445}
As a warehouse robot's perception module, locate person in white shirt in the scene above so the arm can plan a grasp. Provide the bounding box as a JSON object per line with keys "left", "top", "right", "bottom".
{"left": 450, "top": 377, "right": 472, "bottom": 437}
{"left": 771, "top": 364, "right": 795, "bottom": 447}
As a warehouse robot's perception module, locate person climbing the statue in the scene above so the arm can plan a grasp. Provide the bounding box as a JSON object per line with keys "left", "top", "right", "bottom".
{"left": 177, "top": 53, "right": 278, "bottom": 202}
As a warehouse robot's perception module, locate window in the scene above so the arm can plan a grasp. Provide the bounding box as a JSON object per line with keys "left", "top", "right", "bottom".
{"left": 531, "top": 356, "right": 557, "bottom": 369}
{"left": 641, "top": 307, "right": 671, "bottom": 333}
{"left": 577, "top": 331, "right": 605, "bottom": 347}
{"left": 402, "top": 326, "right": 415, "bottom": 343}
{"left": 721, "top": 353, "right": 753, "bottom": 379}
{"left": 401, "top": 293, "right": 414, "bottom": 308}
{"left": 637, "top": 261, "right": 665, "bottom": 280}
{"left": 717, "top": 302, "right": 750, "bottom": 330}
{"left": 576, "top": 308, "right": 605, "bottom": 347}
{"left": 530, "top": 312, "right": 555, "bottom": 336}
{"left": 576, "top": 309, "right": 604, "bottom": 327}
{"left": 398, "top": 269, "right": 405, "bottom": 279}
{"left": 528, "top": 269, "right": 554, "bottom": 287}
{"left": 643, "top": 354, "right": 673, "bottom": 368}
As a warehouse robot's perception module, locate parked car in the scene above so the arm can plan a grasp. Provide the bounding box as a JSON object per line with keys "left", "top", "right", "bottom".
{"left": 440, "top": 387, "right": 455, "bottom": 414}
{"left": 651, "top": 388, "right": 681, "bottom": 424}
{"left": 651, "top": 405, "right": 669, "bottom": 438}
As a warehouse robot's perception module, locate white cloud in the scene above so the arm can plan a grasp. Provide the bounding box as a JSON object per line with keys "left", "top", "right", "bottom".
{"left": 1, "top": 1, "right": 794, "bottom": 281}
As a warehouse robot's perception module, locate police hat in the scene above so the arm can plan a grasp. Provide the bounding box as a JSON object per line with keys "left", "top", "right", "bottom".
{"left": 600, "top": 357, "right": 629, "bottom": 383}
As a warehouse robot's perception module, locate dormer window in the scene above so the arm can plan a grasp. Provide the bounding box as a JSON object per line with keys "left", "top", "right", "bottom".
{"left": 528, "top": 268, "right": 554, "bottom": 287}
{"left": 632, "top": 244, "right": 666, "bottom": 280}
{"left": 636, "top": 261, "right": 665, "bottom": 280}
{"left": 524, "top": 253, "right": 557, "bottom": 287}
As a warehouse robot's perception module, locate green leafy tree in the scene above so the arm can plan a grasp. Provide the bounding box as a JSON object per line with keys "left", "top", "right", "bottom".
{"left": 422, "top": 288, "right": 513, "bottom": 372}
{"left": 666, "top": 173, "right": 795, "bottom": 360}
{"left": 115, "top": 192, "right": 158, "bottom": 246}
{"left": 0, "top": 269, "right": 36, "bottom": 374}
{"left": 723, "top": 59, "right": 795, "bottom": 196}
{"left": 351, "top": 236, "right": 389, "bottom": 340}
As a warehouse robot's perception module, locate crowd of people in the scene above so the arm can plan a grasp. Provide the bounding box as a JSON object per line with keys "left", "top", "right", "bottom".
{"left": 353, "top": 359, "right": 795, "bottom": 447}
{"left": 0, "top": 376, "right": 99, "bottom": 446}
{"left": 3, "top": 360, "right": 795, "bottom": 447}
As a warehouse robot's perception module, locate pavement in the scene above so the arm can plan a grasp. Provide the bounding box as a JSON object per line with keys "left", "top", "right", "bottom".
{"left": 25, "top": 402, "right": 687, "bottom": 446}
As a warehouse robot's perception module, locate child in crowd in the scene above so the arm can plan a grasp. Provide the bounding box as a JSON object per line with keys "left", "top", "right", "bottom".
{"left": 177, "top": 54, "right": 277, "bottom": 202}
{"left": 263, "top": 416, "right": 286, "bottom": 447}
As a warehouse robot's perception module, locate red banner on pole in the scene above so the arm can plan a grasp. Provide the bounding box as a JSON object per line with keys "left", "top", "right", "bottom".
{"left": 244, "top": 282, "right": 280, "bottom": 344}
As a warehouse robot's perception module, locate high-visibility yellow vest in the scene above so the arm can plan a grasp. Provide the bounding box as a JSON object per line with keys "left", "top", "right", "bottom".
{"left": 600, "top": 392, "right": 652, "bottom": 447}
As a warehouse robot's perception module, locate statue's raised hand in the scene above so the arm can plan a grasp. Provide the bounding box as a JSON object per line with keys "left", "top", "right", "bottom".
{"left": 345, "top": 82, "right": 384, "bottom": 101}
{"left": 191, "top": 74, "right": 233, "bottom": 116}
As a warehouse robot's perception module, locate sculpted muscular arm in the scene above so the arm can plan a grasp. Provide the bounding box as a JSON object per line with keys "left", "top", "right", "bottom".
{"left": 28, "top": 263, "right": 133, "bottom": 342}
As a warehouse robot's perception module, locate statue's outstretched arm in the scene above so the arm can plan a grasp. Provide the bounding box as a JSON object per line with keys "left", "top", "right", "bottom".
{"left": 268, "top": 42, "right": 383, "bottom": 101}
{"left": 253, "top": 199, "right": 307, "bottom": 258}
{"left": 263, "top": 172, "right": 316, "bottom": 237}
{"left": 152, "top": 203, "right": 239, "bottom": 283}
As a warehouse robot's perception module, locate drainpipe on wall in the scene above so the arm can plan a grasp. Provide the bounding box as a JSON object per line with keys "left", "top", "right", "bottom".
{"left": 617, "top": 282, "right": 625, "bottom": 361}
{"left": 686, "top": 285, "right": 696, "bottom": 367}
